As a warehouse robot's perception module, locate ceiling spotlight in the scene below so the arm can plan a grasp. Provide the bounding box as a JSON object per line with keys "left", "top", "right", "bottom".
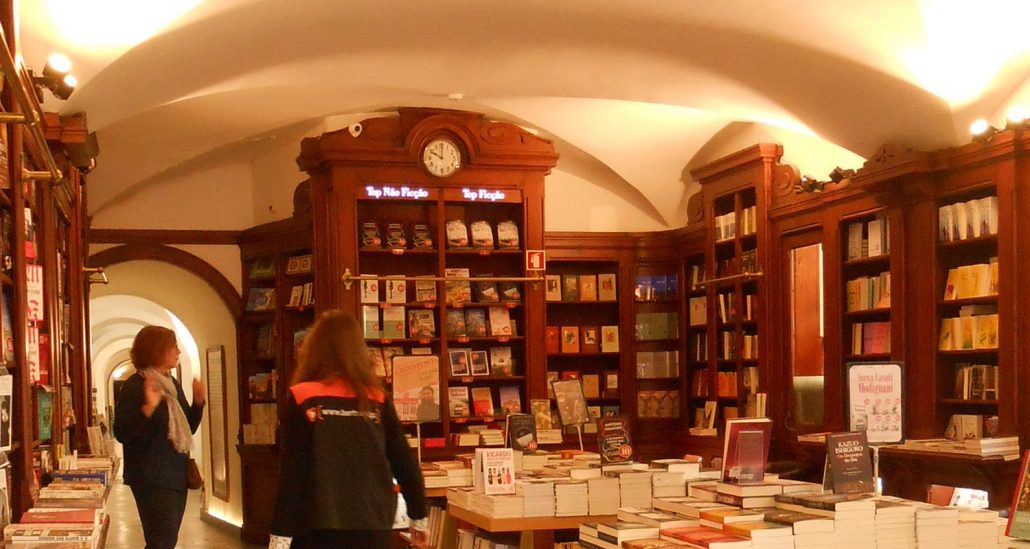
{"left": 1006, "top": 106, "right": 1028, "bottom": 129}
{"left": 970, "top": 118, "right": 1000, "bottom": 143}
{"left": 32, "top": 52, "right": 77, "bottom": 101}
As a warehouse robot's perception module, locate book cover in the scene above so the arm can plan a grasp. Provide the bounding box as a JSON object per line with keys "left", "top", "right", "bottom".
{"left": 582, "top": 374, "right": 600, "bottom": 398}
{"left": 552, "top": 379, "right": 590, "bottom": 426}
{"left": 561, "top": 274, "right": 580, "bottom": 301}
{"left": 471, "top": 387, "right": 495, "bottom": 416}
{"left": 469, "top": 350, "right": 490, "bottom": 376}
{"left": 604, "top": 371, "right": 619, "bottom": 397}
{"left": 580, "top": 326, "right": 600, "bottom": 354}
{"left": 413, "top": 277, "right": 437, "bottom": 303}
{"left": 445, "top": 219, "right": 469, "bottom": 248}
{"left": 597, "top": 273, "right": 617, "bottom": 301}
{"left": 444, "top": 268, "right": 472, "bottom": 305}
{"left": 560, "top": 326, "right": 580, "bottom": 353}
{"left": 506, "top": 413, "right": 537, "bottom": 451}
{"left": 448, "top": 386, "right": 470, "bottom": 417}
{"left": 545, "top": 326, "right": 560, "bottom": 354}
{"left": 825, "top": 431, "right": 874, "bottom": 494}
{"left": 284, "top": 254, "right": 313, "bottom": 275}
{"left": 489, "top": 346, "right": 513, "bottom": 376}
{"left": 469, "top": 220, "right": 495, "bottom": 249}
{"left": 361, "top": 305, "right": 381, "bottom": 338}
{"left": 495, "top": 220, "right": 519, "bottom": 249}
{"left": 0, "top": 294, "right": 12, "bottom": 364}
{"left": 248, "top": 257, "right": 276, "bottom": 280}
{"left": 600, "top": 325, "right": 620, "bottom": 353}
{"left": 464, "top": 309, "right": 487, "bottom": 337}
{"left": 474, "top": 277, "right": 500, "bottom": 303}
{"left": 499, "top": 385, "right": 522, "bottom": 414}
{"left": 381, "top": 306, "right": 405, "bottom": 339}
{"left": 392, "top": 355, "right": 440, "bottom": 423}
{"left": 447, "top": 349, "right": 471, "bottom": 377}
{"left": 545, "top": 275, "right": 562, "bottom": 301}
{"left": 246, "top": 287, "right": 276, "bottom": 311}
{"left": 369, "top": 347, "right": 387, "bottom": 378}
{"left": 384, "top": 222, "right": 407, "bottom": 249}
{"left": 597, "top": 416, "right": 633, "bottom": 464}
{"left": 381, "top": 346, "right": 402, "bottom": 380}
{"left": 411, "top": 223, "right": 433, "bottom": 249}
{"left": 0, "top": 373, "right": 10, "bottom": 451}
{"left": 407, "top": 309, "right": 435, "bottom": 338}
{"left": 530, "top": 399, "right": 553, "bottom": 430}
{"left": 487, "top": 307, "right": 512, "bottom": 336}
{"left": 360, "top": 221, "right": 383, "bottom": 248}
{"left": 360, "top": 274, "right": 380, "bottom": 304}
{"left": 579, "top": 274, "right": 598, "bottom": 301}
{"left": 445, "top": 310, "right": 467, "bottom": 338}
{"left": 721, "top": 417, "right": 772, "bottom": 483}
{"left": 384, "top": 276, "right": 407, "bottom": 304}
{"left": 1006, "top": 450, "right": 1030, "bottom": 540}
{"left": 479, "top": 448, "right": 516, "bottom": 495}
{"left": 497, "top": 281, "right": 522, "bottom": 302}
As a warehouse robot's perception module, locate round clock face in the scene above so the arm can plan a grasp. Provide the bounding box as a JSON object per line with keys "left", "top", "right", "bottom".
{"left": 422, "top": 138, "right": 461, "bottom": 177}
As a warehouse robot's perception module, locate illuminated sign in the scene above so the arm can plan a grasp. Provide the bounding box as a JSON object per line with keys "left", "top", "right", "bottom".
{"left": 461, "top": 188, "right": 506, "bottom": 202}
{"left": 364, "top": 185, "right": 430, "bottom": 200}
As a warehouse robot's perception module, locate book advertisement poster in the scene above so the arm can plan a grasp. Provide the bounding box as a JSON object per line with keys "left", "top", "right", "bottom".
{"left": 597, "top": 416, "right": 633, "bottom": 464}
{"left": 825, "top": 431, "right": 874, "bottom": 494}
{"left": 551, "top": 379, "right": 590, "bottom": 427}
{"left": 478, "top": 448, "right": 516, "bottom": 495}
{"left": 1006, "top": 450, "right": 1030, "bottom": 540}
{"left": 392, "top": 356, "right": 440, "bottom": 423}
{"left": 846, "top": 362, "right": 904, "bottom": 444}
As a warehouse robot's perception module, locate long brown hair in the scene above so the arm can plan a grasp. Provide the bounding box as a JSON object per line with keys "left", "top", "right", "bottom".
{"left": 131, "top": 325, "right": 176, "bottom": 369}
{"left": 292, "top": 310, "right": 381, "bottom": 408}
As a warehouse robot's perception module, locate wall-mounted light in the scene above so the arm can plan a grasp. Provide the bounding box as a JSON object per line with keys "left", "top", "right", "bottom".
{"left": 794, "top": 175, "right": 824, "bottom": 194}
{"left": 31, "top": 53, "right": 77, "bottom": 101}
{"left": 828, "top": 167, "right": 855, "bottom": 184}
{"left": 970, "top": 118, "right": 1000, "bottom": 143}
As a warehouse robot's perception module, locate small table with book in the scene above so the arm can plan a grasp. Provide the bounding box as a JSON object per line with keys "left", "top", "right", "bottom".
{"left": 446, "top": 503, "right": 617, "bottom": 549}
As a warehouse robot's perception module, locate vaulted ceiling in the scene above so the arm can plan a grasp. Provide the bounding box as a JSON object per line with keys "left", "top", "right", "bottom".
{"left": 18, "top": 0, "right": 1030, "bottom": 228}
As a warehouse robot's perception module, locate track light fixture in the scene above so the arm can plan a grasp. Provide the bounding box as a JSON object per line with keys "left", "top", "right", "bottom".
{"left": 828, "top": 167, "right": 855, "bottom": 184}
{"left": 794, "top": 175, "right": 824, "bottom": 194}
{"left": 31, "top": 53, "right": 77, "bottom": 102}
{"left": 970, "top": 118, "right": 1001, "bottom": 143}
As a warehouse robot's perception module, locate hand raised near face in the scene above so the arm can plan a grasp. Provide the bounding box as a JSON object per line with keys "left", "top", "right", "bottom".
{"left": 141, "top": 373, "right": 163, "bottom": 417}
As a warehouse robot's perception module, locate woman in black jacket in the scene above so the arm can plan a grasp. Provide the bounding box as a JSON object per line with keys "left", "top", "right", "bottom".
{"left": 270, "top": 310, "right": 427, "bottom": 549}
{"left": 113, "top": 325, "right": 205, "bottom": 549}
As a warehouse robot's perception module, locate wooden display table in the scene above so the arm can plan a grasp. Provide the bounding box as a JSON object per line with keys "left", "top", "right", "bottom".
{"left": 447, "top": 504, "right": 616, "bottom": 549}
{"left": 877, "top": 445, "right": 1021, "bottom": 509}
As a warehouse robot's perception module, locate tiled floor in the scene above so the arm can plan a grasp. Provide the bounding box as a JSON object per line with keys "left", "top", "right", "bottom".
{"left": 105, "top": 482, "right": 263, "bottom": 548}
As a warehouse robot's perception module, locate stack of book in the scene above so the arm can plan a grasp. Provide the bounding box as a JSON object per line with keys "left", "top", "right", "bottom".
{"left": 586, "top": 476, "right": 620, "bottom": 515}
{"left": 478, "top": 429, "right": 505, "bottom": 446}
{"left": 609, "top": 470, "right": 652, "bottom": 508}
{"left": 914, "top": 505, "right": 959, "bottom": 548}
{"left": 617, "top": 508, "right": 697, "bottom": 530}
{"left": 594, "top": 522, "right": 661, "bottom": 548}
{"left": 651, "top": 496, "right": 731, "bottom": 519}
{"left": 658, "top": 525, "right": 751, "bottom": 547}
{"left": 870, "top": 497, "right": 916, "bottom": 547}
{"left": 651, "top": 470, "right": 686, "bottom": 498}
{"left": 761, "top": 507, "right": 835, "bottom": 548}
{"left": 515, "top": 479, "right": 555, "bottom": 517}
{"left": 723, "top": 521, "right": 795, "bottom": 549}
{"left": 714, "top": 480, "right": 784, "bottom": 509}
{"left": 698, "top": 507, "right": 765, "bottom": 530}
{"left": 470, "top": 493, "right": 524, "bottom": 519}
{"left": 553, "top": 479, "right": 589, "bottom": 516}
{"left": 958, "top": 508, "right": 1002, "bottom": 548}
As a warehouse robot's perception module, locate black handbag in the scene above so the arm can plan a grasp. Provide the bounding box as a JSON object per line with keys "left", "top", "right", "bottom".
{"left": 187, "top": 458, "right": 204, "bottom": 490}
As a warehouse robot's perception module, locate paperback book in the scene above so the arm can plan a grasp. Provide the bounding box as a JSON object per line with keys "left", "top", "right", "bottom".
{"left": 392, "top": 355, "right": 441, "bottom": 423}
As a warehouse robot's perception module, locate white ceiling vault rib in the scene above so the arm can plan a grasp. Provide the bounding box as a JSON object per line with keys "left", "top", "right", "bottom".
{"left": 19, "top": 1, "right": 1030, "bottom": 230}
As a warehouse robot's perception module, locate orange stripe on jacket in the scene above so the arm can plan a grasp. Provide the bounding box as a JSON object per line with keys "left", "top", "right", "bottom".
{"left": 290, "top": 379, "right": 386, "bottom": 405}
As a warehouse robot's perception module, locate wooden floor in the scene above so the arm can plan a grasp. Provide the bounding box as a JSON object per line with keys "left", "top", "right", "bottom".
{"left": 105, "top": 482, "right": 263, "bottom": 549}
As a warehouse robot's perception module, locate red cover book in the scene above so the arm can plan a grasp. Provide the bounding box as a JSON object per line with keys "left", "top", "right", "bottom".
{"left": 21, "top": 508, "right": 100, "bottom": 524}
{"left": 659, "top": 525, "right": 750, "bottom": 547}
{"left": 545, "top": 326, "right": 560, "bottom": 354}
{"left": 721, "top": 417, "right": 772, "bottom": 484}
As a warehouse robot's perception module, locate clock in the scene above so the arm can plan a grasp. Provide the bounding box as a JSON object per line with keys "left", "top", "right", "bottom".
{"left": 421, "top": 138, "right": 462, "bottom": 177}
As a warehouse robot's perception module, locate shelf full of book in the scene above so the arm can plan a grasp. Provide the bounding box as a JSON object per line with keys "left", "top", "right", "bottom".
{"left": 544, "top": 260, "right": 622, "bottom": 439}
{"left": 934, "top": 188, "right": 1000, "bottom": 438}
{"left": 840, "top": 210, "right": 892, "bottom": 361}
{"left": 633, "top": 262, "right": 682, "bottom": 432}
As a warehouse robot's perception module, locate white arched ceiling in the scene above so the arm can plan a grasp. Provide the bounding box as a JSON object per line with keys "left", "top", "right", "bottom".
{"left": 19, "top": 1, "right": 1030, "bottom": 228}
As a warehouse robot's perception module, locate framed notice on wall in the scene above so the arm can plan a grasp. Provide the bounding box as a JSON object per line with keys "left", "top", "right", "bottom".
{"left": 205, "top": 346, "right": 230, "bottom": 502}
{"left": 845, "top": 361, "right": 905, "bottom": 444}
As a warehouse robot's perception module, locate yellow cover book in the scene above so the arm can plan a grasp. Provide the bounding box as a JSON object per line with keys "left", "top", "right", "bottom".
{"left": 579, "top": 274, "right": 598, "bottom": 301}
{"left": 938, "top": 317, "right": 954, "bottom": 350}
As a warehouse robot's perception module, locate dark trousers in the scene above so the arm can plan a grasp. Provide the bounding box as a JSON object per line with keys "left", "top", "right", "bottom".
{"left": 129, "top": 485, "right": 188, "bottom": 549}
{"left": 291, "top": 529, "right": 393, "bottom": 549}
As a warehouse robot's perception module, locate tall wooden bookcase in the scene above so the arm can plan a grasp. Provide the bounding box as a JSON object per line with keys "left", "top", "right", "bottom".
{"left": 298, "top": 108, "right": 557, "bottom": 452}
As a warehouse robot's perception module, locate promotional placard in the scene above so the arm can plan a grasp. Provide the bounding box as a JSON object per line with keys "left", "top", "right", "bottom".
{"left": 597, "top": 416, "right": 633, "bottom": 464}
{"left": 845, "top": 362, "right": 904, "bottom": 444}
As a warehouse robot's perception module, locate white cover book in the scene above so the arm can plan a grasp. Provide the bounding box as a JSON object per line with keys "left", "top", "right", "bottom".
{"left": 967, "top": 199, "right": 983, "bottom": 238}
{"left": 938, "top": 205, "right": 952, "bottom": 242}
{"left": 381, "top": 306, "right": 406, "bottom": 339}
{"left": 867, "top": 218, "right": 883, "bottom": 257}
{"left": 478, "top": 448, "right": 516, "bottom": 495}
{"left": 981, "top": 196, "right": 999, "bottom": 235}
{"left": 487, "top": 307, "right": 512, "bottom": 336}
{"left": 384, "top": 276, "right": 407, "bottom": 304}
{"left": 360, "top": 274, "right": 380, "bottom": 303}
{"left": 848, "top": 222, "right": 864, "bottom": 260}
{"left": 953, "top": 201, "right": 968, "bottom": 240}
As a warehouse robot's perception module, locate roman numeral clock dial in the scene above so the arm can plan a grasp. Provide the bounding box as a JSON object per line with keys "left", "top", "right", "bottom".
{"left": 422, "top": 138, "right": 462, "bottom": 177}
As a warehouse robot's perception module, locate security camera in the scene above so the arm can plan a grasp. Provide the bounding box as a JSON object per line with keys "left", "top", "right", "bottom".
{"left": 348, "top": 123, "right": 363, "bottom": 138}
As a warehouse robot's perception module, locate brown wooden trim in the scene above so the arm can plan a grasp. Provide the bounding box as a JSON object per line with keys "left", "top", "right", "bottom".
{"left": 89, "top": 244, "right": 243, "bottom": 318}
{"left": 689, "top": 143, "right": 783, "bottom": 181}
{"left": 89, "top": 228, "right": 242, "bottom": 245}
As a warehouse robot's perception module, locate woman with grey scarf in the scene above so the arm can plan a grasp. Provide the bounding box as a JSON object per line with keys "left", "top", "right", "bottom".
{"left": 114, "top": 325, "right": 206, "bottom": 549}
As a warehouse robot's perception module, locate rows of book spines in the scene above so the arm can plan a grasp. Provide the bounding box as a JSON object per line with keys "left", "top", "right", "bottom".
{"left": 713, "top": 205, "right": 757, "bottom": 242}
{"left": 372, "top": 346, "right": 517, "bottom": 381}
{"left": 244, "top": 402, "right": 277, "bottom": 444}
{"left": 845, "top": 215, "right": 890, "bottom": 260}
{"left": 850, "top": 321, "right": 890, "bottom": 354}
{"left": 938, "top": 195, "right": 998, "bottom": 242}
{"left": 546, "top": 273, "right": 617, "bottom": 302}
{"left": 359, "top": 219, "right": 521, "bottom": 250}
{"left": 717, "top": 331, "right": 757, "bottom": 360}
{"left": 284, "top": 282, "right": 314, "bottom": 308}
{"left": 945, "top": 413, "right": 999, "bottom": 440}
{"left": 363, "top": 305, "right": 517, "bottom": 339}
{"left": 635, "top": 351, "right": 679, "bottom": 379}
{"left": 252, "top": 323, "right": 276, "bottom": 358}
{"left": 688, "top": 333, "right": 707, "bottom": 362}
{"left": 635, "top": 312, "right": 678, "bottom": 341}
{"left": 845, "top": 271, "right": 890, "bottom": 312}
{"left": 953, "top": 364, "right": 999, "bottom": 400}
{"left": 938, "top": 311, "right": 998, "bottom": 351}
{"left": 715, "top": 248, "right": 757, "bottom": 278}
{"left": 546, "top": 325, "right": 619, "bottom": 354}
{"left": 687, "top": 264, "right": 706, "bottom": 291}
{"left": 712, "top": 292, "right": 754, "bottom": 323}
{"left": 544, "top": 371, "right": 618, "bottom": 400}
{"left": 689, "top": 370, "right": 747, "bottom": 398}
{"left": 447, "top": 385, "right": 522, "bottom": 418}
{"left": 634, "top": 274, "right": 677, "bottom": 301}
{"left": 247, "top": 253, "right": 312, "bottom": 280}
{"left": 360, "top": 273, "right": 523, "bottom": 305}
{"left": 942, "top": 259, "right": 997, "bottom": 300}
